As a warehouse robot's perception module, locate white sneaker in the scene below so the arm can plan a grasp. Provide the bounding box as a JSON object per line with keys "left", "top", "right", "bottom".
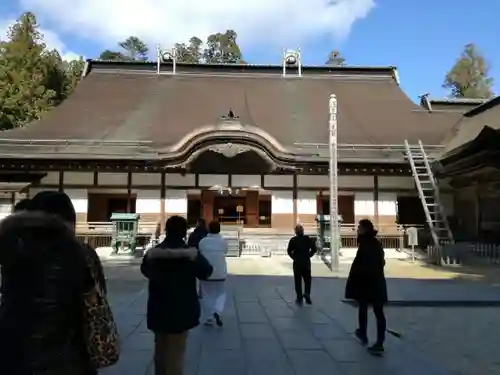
{"left": 203, "top": 319, "right": 213, "bottom": 326}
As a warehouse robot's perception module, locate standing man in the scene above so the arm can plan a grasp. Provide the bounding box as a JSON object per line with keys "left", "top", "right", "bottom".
{"left": 188, "top": 218, "right": 209, "bottom": 298}
{"left": 198, "top": 220, "right": 228, "bottom": 327}
{"left": 141, "top": 216, "right": 213, "bottom": 375}
{"left": 287, "top": 224, "right": 317, "bottom": 305}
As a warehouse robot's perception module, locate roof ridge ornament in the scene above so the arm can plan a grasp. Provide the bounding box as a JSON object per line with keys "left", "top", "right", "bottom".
{"left": 282, "top": 48, "right": 302, "bottom": 77}
{"left": 220, "top": 108, "right": 240, "bottom": 121}
{"left": 157, "top": 45, "right": 177, "bottom": 75}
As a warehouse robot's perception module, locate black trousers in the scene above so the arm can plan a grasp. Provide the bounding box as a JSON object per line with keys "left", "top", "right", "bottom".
{"left": 293, "top": 263, "right": 311, "bottom": 298}
{"left": 358, "top": 302, "right": 386, "bottom": 344}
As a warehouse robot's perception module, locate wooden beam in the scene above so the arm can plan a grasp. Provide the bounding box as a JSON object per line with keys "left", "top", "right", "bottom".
{"left": 160, "top": 171, "right": 166, "bottom": 232}
{"left": 10, "top": 191, "right": 16, "bottom": 212}
{"left": 126, "top": 171, "right": 132, "bottom": 212}
{"left": 58, "top": 171, "right": 64, "bottom": 192}
{"left": 292, "top": 173, "right": 298, "bottom": 225}
{"left": 373, "top": 175, "right": 379, "bottom": 227}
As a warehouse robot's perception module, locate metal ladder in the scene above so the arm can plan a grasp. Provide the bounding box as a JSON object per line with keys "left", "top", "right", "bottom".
{"left": 404, "top": 140, "right": 454, "bottom": 247}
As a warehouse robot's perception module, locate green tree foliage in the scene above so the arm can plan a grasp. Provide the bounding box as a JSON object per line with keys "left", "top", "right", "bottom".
{"left": 119, "top": 36, "right": 149, "bottom": 60}
{"left": 63, "top": 57, "right": 86, "bottom": 96}
{"left": 203, "top": 30, "right": 244, "bottom": 64}
{"left": 325, "top": 50, "right": 345, "bottom": 66}
{"left": 99, "top": 49, "right": 128, "bottom": 60}
{"left": 0, "top": 12, "right": 84, "bottom": 130}
{"left": 0, "top": 12, "right": 58, "bottom": 129}
{"left": 175, "top": 36, "right": 203, "bottom": 63}
{"left": 443, "top": 43, "right": 494, "bottom": 98}
{"left": 99, "top": 36, "right": 149, "bottom": 61}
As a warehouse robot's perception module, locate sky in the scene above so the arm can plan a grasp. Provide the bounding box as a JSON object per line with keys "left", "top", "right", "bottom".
{"left": 0, "top": 0, "right": 498, "bottom": 102}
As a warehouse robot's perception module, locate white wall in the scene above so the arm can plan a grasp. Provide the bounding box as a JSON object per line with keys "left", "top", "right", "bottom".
{"left": 198, "top": 174, "right": 228, "bottom": 187}
{"left": 133, "top": 173, "right": 161, "bottom": 186}
{"left": 165, "top": 190, "right": 187, "bottom": 214}
{"left": 136, "top": 190, "right": 161, "bottom": 213}
{"left": 232, "top": 175, "right": 260, "bottom": 187}
{"left": 66, "top": 189, "right": 88, "bottom": 213}
{"left": 40, "top": 172, "right": 94, "bottom": 185}
{"left": 378, "top": 192, "right": 397, "bottom": 216}
{"left": 28, "top": 187, "right": 57, "bottom": 198}
{"left": 265, "top": 175, "right": 293, "bottom": 187}
{"left": 297, "top": 175, "right": 374, "bottom": 189}
{"left": 166, "top": 173, "right": 196, "bottom": 186}
{"left": 27, "top": 188, "right": 88, "bottom": 213}
{"left": 297, "top": 191, "right": 316, "bottom": 214}
{"left": 271, "top": 191, "right": 294, "bottom": 213}
{"left": 99, "top": 173, "right": 127, "bottom": 186}
{"left": 378, "top": 176, "right": 415, "bottom": 190}
{"left": 354, "top": 192, "right": 374, "bottom": 216}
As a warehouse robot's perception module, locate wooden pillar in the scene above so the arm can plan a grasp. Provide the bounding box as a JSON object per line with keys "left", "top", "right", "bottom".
{"left": 58, "top": 171, "right": 64, "bottom": 192}
{"left": 373, "top": 175, "right": 379, "bottom": 227}
{"left": 160, "top": 171, "right": 166, "bottom": 232}
{"left": 317, "top": 190, "right": 323, "bottom": 214}
{"left": 292, "top": 174, "right": 298, "bottom": 224}
{"left": 201, "top": 190, "right": 215, "bottom": 223}
{"left": 245, "top": 190, "right": 259, "bottom": 227}
{"left": 10, "top": 191, "right": 16, "bottom": 212}
{"left": 126, "top": 171, "right": 132, "bottom": 213}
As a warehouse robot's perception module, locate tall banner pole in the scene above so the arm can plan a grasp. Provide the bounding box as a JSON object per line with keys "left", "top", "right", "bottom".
{"left": 329, "top": 94, "right": 340, "bottom": 270}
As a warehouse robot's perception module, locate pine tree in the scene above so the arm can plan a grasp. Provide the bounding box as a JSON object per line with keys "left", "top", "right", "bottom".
{"left": 0, "top": 12, "right": 66, "bottom": 129}
{"left": 443, "top": 43, "right": 494, "bottom": 98}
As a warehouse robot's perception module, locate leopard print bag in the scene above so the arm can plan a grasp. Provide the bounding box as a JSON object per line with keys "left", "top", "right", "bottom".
{"left": 83, "top": 283, "right": 120, "bottom": 368}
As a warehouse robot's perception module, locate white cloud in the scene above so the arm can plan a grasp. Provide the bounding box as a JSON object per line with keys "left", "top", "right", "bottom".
{"left": 0, "top": 18, "right": 81, "bottom": 61}
{"left": 18, "top": 0, "right": 375, "bottom": 54}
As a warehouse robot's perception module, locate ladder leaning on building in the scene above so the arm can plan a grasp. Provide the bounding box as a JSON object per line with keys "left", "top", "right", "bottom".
{"left": 404, "top": 140, "right": 454, "bottom": 248}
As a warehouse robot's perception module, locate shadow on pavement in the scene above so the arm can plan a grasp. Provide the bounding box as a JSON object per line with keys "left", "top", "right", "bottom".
{"left": 100, "top": 260, "right": 500, "bottom": 375}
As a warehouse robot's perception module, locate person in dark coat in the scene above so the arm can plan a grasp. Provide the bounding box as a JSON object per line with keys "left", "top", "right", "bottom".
{"left": 0, "top": 193, "right": 94, "bottom": 375}
{"left": 187, "top": 218, "right": 208, "bottom": 297}
{"left": 141, "top": 215, "right": 213, "bottom": 375}
{"left": 345, "top": 219, "right": 387, "bottom": 354}
{"left": 287, "top": 223, "right": 317, "bottom": 305}
{"left": 13, "top": 198, "right": 31, "bottom": 212}
{"left": 187, "top": 218, "right": 208, "bottom": 249}
{"left": 28, "top": 192, "right": 107, "bottom": 295}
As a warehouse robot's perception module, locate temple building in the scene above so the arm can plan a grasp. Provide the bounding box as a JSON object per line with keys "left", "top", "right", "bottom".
{"left": 0, "top": 57, "right": 465, "bottom": 234}
{"left": 437, "top": 96, "right": 500, "bottom": 242}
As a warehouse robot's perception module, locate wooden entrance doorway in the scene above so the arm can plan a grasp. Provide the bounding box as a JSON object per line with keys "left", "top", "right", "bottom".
{"left": 214, "top": 196, "right": 245, "bottom": 225}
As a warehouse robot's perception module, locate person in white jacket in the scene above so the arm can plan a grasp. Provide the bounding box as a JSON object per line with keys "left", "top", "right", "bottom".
{"left": 198, "top": 220, "right": 228, "bottom": 327}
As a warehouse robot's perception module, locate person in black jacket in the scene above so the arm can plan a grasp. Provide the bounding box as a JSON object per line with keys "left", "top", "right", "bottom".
{"left": 187, "top": 218, "right": 208, "bottom": 249}
{"left": 141, "top": 215, "right": 213, "bottom": 375}
{"left": 0, "top": 194, "right": 93, "bottom": 375}
{"left": 345, "top": 219, "right": 387, "bottom": 355}
{"left": 287, "top": 224, "right": 317, "bottom": 305}
{"left": 187, "top": 218, "right": 208, "bottom": 298}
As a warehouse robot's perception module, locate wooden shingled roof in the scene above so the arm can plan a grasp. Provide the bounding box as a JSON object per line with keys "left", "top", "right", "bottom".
{"left": 0, "top": 61, "right": 461, "bottom": 161}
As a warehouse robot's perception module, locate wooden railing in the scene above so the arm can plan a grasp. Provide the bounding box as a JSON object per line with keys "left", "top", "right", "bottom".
{"left": 75, "top": 220, "right": 424, "bottom": 251}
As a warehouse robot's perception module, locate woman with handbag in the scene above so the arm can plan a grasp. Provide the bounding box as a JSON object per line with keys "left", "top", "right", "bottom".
{"left": 0, "top": 191, "right": 98, "bottom": 374}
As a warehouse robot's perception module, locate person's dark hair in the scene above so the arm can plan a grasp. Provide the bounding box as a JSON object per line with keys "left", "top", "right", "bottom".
{"left": 208, "top": 220, "right": 220, "bottom": 234}
{"left": 358, "top": 219, "right": 377, "bottom": 236}
{"left": 166, "top": 215, "right": 188, "bottom": 238}
{"left": 197, "top": 218, "right": 206, "bottom": 227}
{"left": 28, "top": 191, "right": 76, "bottom": 224}
{"left": 13, "top": 198, "right": 31, "bottom": 212}
{"left": 294, "top": 223, "right": 304, "bottom": 236}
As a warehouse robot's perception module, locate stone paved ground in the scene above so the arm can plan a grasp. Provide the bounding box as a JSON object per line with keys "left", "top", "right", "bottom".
{"left": 97, "top": 257, "right": 500, "bottom": 375}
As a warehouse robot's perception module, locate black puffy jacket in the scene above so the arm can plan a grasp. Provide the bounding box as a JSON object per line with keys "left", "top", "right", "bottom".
{"left": 0, "top": 211, "right": 92, "bottom": 375}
